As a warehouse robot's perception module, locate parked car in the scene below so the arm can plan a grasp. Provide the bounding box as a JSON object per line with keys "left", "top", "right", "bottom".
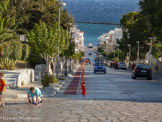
{"left": 118, "top": 62, "right": 127, "bottom": 70}
{"left": 87, "top": 43, "right": 93, "bottom": 48}
{"left": 94, "top": 62, "right": 106, "bottom": 74}
{"left": 94, "top": 57, "right": 100, "bottom": 62}
{"left": 132, "top": 64, "right": 152, "bottom": 80}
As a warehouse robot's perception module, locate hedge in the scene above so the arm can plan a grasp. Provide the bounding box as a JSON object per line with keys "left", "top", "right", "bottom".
{"left": 2, "top": 40, "right": 23, "bottom": 60}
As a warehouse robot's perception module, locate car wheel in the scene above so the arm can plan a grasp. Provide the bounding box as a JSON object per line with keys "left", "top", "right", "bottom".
{"left": 147, "top": 76, "right": 152, "bottom": 80}
{"left": 104, "top": 72, "right": 106, "bottom": 74}
{"left": 94, "top": 72, "right": 95, "bottom": 74}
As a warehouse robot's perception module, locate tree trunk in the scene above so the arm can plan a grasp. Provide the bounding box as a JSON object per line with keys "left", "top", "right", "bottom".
{"left": 51, "top": 60, "right": 56, "bottom": 77}
{"left": 47, "top": 62, "right": 52, "bottom": 75}
{"left": 44, "top": 55, "right": 52, "bottom": 76}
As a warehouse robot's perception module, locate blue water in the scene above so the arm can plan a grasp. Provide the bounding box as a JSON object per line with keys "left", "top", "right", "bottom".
{"left": 76, "top": 23, "right": 119, "bottom": 46}
{"left": 62, "top": 0, "right": 140, "bottom": 46}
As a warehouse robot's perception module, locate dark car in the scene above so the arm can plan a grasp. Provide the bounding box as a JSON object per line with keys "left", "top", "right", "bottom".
{"left": 88, "top": 53, "right": 92, "bottom": 55}
{"left": 94, "top": 62, "right": 106, "bottom": 74}
{"left": 132, "top": 64, "right": 152, "bottom": 80}
{"left": 94, "top": 58, "right": 100, "bottom": 62}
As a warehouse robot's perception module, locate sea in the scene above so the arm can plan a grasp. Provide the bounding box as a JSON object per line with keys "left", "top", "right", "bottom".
{"left": 62, "top": 0, "right": 140, "bottom": 46}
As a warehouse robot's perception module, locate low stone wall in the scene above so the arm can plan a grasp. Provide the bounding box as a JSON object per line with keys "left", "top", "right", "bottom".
{"left": 0, "top": 69, "right": 34, "bottom": 88}
{"left": 16, "top": 69, "right": 34, "bottom": 87}
{"left": 35, "top": 64, "right": 46, "bottom": 81}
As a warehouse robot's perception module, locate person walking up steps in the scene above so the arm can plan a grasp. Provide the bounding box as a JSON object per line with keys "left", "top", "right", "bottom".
{"left": 0, "top": 72, "right": 6, "bottom": 108}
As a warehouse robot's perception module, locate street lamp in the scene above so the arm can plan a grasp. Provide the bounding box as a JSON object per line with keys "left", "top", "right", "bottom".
{"left": 65, "top": 23, "right": 72, "bottom": 75}
{"left": 148, "top": 37, "right": 157, "bottom": 65}
{"left": 127, "top": 44, "right": 131, "bottom": 70}
{"left": 136, "top": 41, "right": 139, "bottom": 64}
{"left": 56, "top": 0, "right": 66, "bottom": 79}
{"left": 116, "top": 44, "right": 119, "bottom": 60}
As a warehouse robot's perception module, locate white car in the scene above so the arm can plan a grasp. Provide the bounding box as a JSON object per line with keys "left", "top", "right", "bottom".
{"left": 87, "top": 43, "right": 93, "bottom": 48}
{"left": 118, "top": 62, "right": 127, "bottom": 70}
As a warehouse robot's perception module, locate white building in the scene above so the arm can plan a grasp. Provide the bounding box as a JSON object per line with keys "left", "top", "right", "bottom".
{"left": 115, "top": 28, "right": 122, "bottom": 40}
{"left": 98, "top": 27, "right": 123, "bottom": 53}
{"left": 70, "top": 25, "right": 84, "bottom": 52}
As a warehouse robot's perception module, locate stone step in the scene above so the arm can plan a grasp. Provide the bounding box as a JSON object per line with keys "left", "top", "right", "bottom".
{"left": 5, "top": 79, "right": 17, "bottom": 89}
{"left": 4, "top": 77, "right": 17, "bottom": 81}
{"left": 4, "top": 74, "right": 19, "bottom": 78}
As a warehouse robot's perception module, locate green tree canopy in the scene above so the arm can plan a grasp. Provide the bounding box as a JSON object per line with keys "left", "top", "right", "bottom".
{"left": 27, "top": 21, "right": 67, "bottom": 75}
{"left": 11, "top": 0, "right": 74, "bottom": 34}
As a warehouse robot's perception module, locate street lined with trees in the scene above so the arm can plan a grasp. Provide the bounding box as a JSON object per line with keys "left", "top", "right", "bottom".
{"left": 0, "top": 0, "right": 83, "bottom": 81}
{"left": 119, "top": 0, "right": 162, "bottom": 61}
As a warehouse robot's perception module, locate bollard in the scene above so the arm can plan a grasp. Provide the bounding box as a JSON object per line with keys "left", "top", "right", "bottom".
{"left": 81, "top": 63, "right": 85, "bottom": 89}
{"left": 81, "top": 81, "right": 87, "bottom": 95}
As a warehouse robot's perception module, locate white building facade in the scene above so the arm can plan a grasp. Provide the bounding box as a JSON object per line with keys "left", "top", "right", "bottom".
{"left": 70, "top": 25, "right": 84, "bottom": 52}
{"left": 98, "top": 28, "right": 123, "bottom": 53}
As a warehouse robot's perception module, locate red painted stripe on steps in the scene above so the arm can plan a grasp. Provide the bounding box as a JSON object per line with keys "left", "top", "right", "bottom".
{"left": 64, "top": 66, "right": 82, "bottom": 95}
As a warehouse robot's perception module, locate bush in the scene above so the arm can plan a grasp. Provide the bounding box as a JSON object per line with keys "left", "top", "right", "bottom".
{"left": 41, "top": 73, "right": 51, "bottom": 87}
{"left": 22, "top": 44, "right": 29, "bottom": 60}
{"left": 41, "top": 73, "right": 58, "bottom": 87}
{"left": 0, "top": 57, "right": 16, "bottom": 70}
{"left": 11, "top": 40, "right": 23, "bottom": 60}
{"left": 50, "top": 77, "right": 58, "bottom": 83}
{"left": 2, "top": 40, "right": 23, "bottom": 60}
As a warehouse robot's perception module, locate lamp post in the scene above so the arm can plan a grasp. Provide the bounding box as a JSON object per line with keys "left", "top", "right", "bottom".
{"left": 127, "top": 44, "right": 131, "bottom": 70}
{"left": 65, "top": 23, "right": 72, "bottom": 76}
{"left": 148, "top": 37, "right": 157, "bottom": 65}
{"left": 56, "top": 0, "right": 66, "bottom": 79}
{"left": 136, "top": 41, "right": 139, "bottom": 64}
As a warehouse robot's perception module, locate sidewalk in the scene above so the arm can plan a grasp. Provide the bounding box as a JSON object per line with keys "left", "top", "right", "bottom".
{"left": 152, "top": 73, "right": 162, "bottom": 80}
{"left": 4, "top": 76, "right": 70, "bottom": 100}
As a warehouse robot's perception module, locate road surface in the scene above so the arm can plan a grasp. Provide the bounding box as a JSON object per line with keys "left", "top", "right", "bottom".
{"left": 1, "top": 47, "right": 162, "bottom": 122}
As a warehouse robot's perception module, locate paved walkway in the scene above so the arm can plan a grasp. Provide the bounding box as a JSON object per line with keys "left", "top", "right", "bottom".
{"left": 64, "top": 66, "right": 82, "bottom": 95}
{"left": 1, "top": 98, "right": 162, "bottom": 122}
{"left": 64, "top": 58, "right": 85, "bottom": 95}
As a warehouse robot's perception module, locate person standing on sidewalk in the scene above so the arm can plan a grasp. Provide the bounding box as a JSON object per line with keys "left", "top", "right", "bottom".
{"left": 0, "top": 72, "right": 6, "bottom": 108}
{"left": 155, "top": 64, "right": 158, "bottom": 73}
{"left": 27, "top": 87, "right": 42, "bottom": 106}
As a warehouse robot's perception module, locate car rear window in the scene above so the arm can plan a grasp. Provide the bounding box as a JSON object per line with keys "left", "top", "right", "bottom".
{"left": 137, "top": 65, "right": 151, "bottom": 70}
{"left": 95, "top": 63, "right": 104, "bottom": 66}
